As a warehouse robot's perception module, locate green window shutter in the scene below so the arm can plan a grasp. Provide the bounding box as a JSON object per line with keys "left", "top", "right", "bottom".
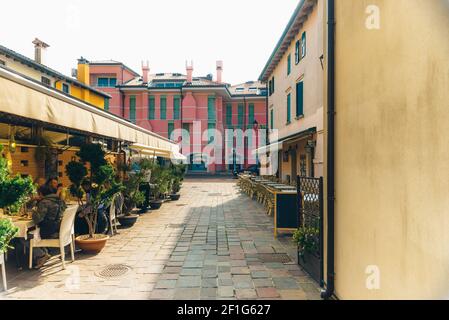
{"left": 208, "top": 96, "right": 216, "bottom": 121}
{"left": 270, "top": 109, "right": 274, "bottom": 129}
{"left": 149, "top": 96, "right": 155, "bottom": 119}
{"left": 296, "top": 81, "right": 304, "bottom": 117}
{"left": 130, "top": 96, "right": 136, "bottom": 123}
{"left": 295, "top": 40, "right": 300, "bottom": 64}
{"left": 160, "top": 96, "right": 167, "bottom": 120}
{"left": 248, "top": 104, "right": 255, "bottom": 126}
{"left": 168, "top": 122, "right": 175, "bottom": 140}
{"left": 226, "top": 104, "right": 233, "bottom": 126}
{"left": 301, "top": 32, "right": 306, "bottom": 58}
{"left": 287, "top": 54, "right": 291, "bottom": 75}
{"left": 104, "top": 98, "right": 109, "bottom": 111}
{"left": 287, "top": 93, "right": 291, "bottom": 123}
{"left": 208, "top": 123, "right": 216, "bottom": 144}
{"left": 238, "top": 104, "right": 244, "bottom": 128}
{"left": 173, "top": 96, "right": 181, "bottom": 120}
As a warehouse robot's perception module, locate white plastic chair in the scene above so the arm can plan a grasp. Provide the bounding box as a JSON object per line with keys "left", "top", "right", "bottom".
{"left": 0, "top": 252, "right": 6, "bottom": 291}
{"left": 29, "top": 205, "right": 79, "bottom": 270}
{"left": 109, "top": 194, "right": 120, "bottom": 236}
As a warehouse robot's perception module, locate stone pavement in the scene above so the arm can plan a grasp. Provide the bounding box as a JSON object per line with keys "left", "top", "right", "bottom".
{"left": 0, "top": 178, "right": 320, "bottom": 300}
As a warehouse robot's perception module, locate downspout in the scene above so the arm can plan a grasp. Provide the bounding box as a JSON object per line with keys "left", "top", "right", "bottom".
{"left": 321, "top": 0, "right": 335, "bottom": 300}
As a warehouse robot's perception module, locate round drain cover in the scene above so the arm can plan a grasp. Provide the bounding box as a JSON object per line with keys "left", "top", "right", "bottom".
{"left": 95, "top": 264, "right": 132, "bottom": 278}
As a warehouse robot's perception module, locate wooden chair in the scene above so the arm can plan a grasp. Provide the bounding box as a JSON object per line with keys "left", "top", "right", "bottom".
{"left": 29, "top": 205, "right": 79, "bottom": 270}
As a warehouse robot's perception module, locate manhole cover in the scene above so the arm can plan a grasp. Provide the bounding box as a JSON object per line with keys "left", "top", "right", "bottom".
{"left": 95, "top": 264, "right": 132, "bottom": 278}
{"left": 257, "top": 253, "right": 292, "bottom": 263}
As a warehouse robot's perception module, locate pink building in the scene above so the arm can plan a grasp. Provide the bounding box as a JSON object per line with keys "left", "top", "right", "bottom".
{"left": 89, "top": 60, "right": 267, "bottom": 174}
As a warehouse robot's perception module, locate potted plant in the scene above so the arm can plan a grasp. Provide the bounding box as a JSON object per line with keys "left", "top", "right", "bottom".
{"left": 149, "top": 164, "right": 170, "bottom": 210}
{"left": 117, "top": 159, "right": 154, "bottom": 226}
{"left": 0, "top": 145, "right": 35, "bottom": 215}
{"left": 66, "top": 143, "right": 122, "bottom": 254}
{"left": 169, "top": 164, "right": 186, "bottom": 201}
{"left": 0, "top": 218, "right": 19, "bottom": 259}
{"left": 293, "top": 225, "right": 321, "bottom": 281}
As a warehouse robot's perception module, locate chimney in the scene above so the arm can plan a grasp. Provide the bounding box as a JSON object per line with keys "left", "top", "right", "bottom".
{"left": 216, "top": 60, "right": 223, "bottom": 84}
{"left": 77, "top": 57, "right": 90, "bottom": 86}
{"left": 32, "top": 38, "right": 50, "bottom": 64}
{"left": 186, "top": 60, "right": 194, "bottom": 83}
{"left": 142, "top": 61, "right": 150, "bottom": 84}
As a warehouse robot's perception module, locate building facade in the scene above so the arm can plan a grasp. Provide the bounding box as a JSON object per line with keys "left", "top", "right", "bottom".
{"left": 0, "top": 39, "right": 110, "bottom": 109}
{"left": 259, "top": 0, "right": 324, "bottom": 183}
{"left": 89, "top": 61, "right": 267, "bottom": 174}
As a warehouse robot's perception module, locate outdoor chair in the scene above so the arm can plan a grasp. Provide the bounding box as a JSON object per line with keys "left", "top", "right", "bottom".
{"left": 0, "top": 252, "right": 6, "bottom": 291}
{"left": 29, "top": 205, "right": 79, "bottom": 270}
{"left": 263, "top": 186, "right": 275, "bottom": 216}
{"left": 109, "top": 193, "right": 122, "bottom": 236}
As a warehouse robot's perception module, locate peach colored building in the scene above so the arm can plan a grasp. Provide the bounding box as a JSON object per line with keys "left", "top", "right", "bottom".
{"left": 88, "top": 61, "right": 267, "bottom": 174}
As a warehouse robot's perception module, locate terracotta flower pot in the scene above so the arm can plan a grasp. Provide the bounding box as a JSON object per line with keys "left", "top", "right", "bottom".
{"left": 75, "top": 234, "right": 109, "bottom": 254}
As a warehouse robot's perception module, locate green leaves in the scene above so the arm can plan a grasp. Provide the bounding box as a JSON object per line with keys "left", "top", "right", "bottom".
{"left": 0, "top": 218, "right": 19, "bottom": 252}
{"left": 0, "top": 145, "right": 35, "bottom": 213}
{"left": 293, "top": 226, "right": 320, "bottom": 259}
{"left": 65, "top": 161, "right": 88, "bottom": 187}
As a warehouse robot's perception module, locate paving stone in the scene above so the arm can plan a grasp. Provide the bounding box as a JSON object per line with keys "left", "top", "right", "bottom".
{"left": 256, "top": 287, "right": 280, "bottom": 298}
{"left": 177, "top": 276, "right": 202, "bottom": 288}
{"left": 251, "top": 271, "right": 271, "bottom": 279}
{"left": 253, "top": 279, "right": 274, "bottom": 288}
{"left": 218, "top": 286, "right": 234, "bottom": 298}
{"left": 273, "top": 277, "right": 300, "bottom": 290}
{"left": 235, "top": 289, "right": 258, "bottom": 299}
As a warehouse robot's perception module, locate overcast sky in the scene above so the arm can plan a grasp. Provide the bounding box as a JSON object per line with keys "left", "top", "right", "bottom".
{"left": 0, "top": 0, "right": 299, "bottom": 85}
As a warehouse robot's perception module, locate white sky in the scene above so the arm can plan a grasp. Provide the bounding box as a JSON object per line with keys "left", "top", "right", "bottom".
{"left": 0, "top": 0, "right": 299, "bottom": 85}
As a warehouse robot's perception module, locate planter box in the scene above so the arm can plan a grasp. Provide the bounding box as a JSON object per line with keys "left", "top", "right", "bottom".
{"left": 298, "top": 249, "right": 321, "bottom": 284}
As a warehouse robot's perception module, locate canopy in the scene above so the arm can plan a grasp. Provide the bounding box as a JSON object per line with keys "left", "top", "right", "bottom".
{"left": 252, "top": 141, "right": 284, "bottom": 156}
{"left": 0, "top": 67, "right": 176, "bottom": 154}
{"left": 129, "top": 143, "right": 187, "bottom": 162}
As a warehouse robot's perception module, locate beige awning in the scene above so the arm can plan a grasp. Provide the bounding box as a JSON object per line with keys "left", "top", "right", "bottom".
{"left": 129, "top": 143, "right": 187, "bottom": 161}
{"left": 0, "top": 67, "right": 176, "bottom": 153}
{"left": 252, "top": 141, "right": 283, "bottom": 156}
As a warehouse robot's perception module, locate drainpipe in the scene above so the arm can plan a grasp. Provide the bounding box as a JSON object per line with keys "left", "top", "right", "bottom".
{"left": 265, "top": 82, "right": 269, "bottom": 145}
{"left": 321, "top": 0, "right": 336, "bottom": 300}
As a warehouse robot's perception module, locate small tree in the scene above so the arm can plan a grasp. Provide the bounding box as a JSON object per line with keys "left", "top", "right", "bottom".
{"left": 0, "top": 145, "right": 35, "bottom": 214}
{"left": 65, "top": 143, "right": 123, "bottom": 238}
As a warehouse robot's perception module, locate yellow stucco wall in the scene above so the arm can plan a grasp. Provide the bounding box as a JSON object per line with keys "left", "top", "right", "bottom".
{"left": 330, "top": 0, "right": 449, "bottom": 299}
{"left": 267, "top": 0, "right": 324, "bottom": 179}
{"left": 55, "top": 80, "right": 105, "bottom": 109}
{"left": 0, "top": 53, "right": 105, "bottom": 109}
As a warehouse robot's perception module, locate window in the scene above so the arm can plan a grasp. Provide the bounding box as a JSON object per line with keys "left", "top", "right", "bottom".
{"left": 300, "top": 154, "right": 307, "bottom": 177}
{"left": 97, "top": 77, "right": 117, "bottom": 87}
{"left": 270, "top": 109, "right": 274, "bottom": 130}
{"left": 41, "top": 76, "right": 51, "bottom": 86}
{"left": 168, "top": 122, "right": 175, "bottom": 140}
{"left": 62, "top": 83, "right": 70, "bottom": 94}
{"left": 208, "top": 123, "right": 216, "bottom": 144}
{"left": 208, "top": 96, "right": 216, "bottom": 121}
{"left": 20, "top": 147, "right": 29, "bottom": 153}
{"left": 271, "top": 77, "right": 275, "bottom": 94}
{"left": 238, "top": 104, "right": 244, "bottom": 128}
{"left": 295, "top": 40, "right": 300, "bottom": 64}
{"left": 287, "top": 54, "right": 291, "bottom": 75}
{"left": 160, "top": 96, "right": 167, "bottom": 120}
{"left": 20, "top": 160, "right": 29, "bottom": 167}
{"left": 268, "top": 80, "right": 272, "bottom": 96}
{"left": 248, "top": 103, "right": 255, "bottom": 126}
{"left": 173, "top": 96, "right": 181, "bottom": 120}
{"left": 104, "top": 98, "right": 109, "bottom": 111}
{"left": 287, "top": 93, "right": 291, "bottom": 123}
{"left": 235, "top": 88, "right": 244, "bottom": 92}
{"left": 296, "top": 81, "right": 304, "bottom": 117}
{"left": 149, "top": 96, "right": 155, "bottom": 119}
{"left": 301, "top": 32, "right": 307, "bottom": 59}
{"left": 226, "top": 104, "right": 233, "bottom": 126}
{"left": 129, "top": 96, "right": 136, "bottom": 123}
